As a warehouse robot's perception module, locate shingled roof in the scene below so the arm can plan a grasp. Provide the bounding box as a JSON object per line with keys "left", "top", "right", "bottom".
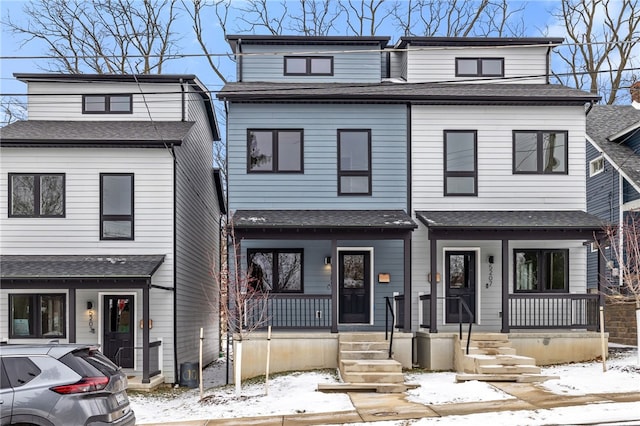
{"left": 217, "top": 82, "right": 598, "bottom": 105}
{"left": 587, "top": 105, "right": 640, "bottom": 186}
{"left": 0, "top": 120, "right": 194, "bottom": 147}
{"left": 0, "top": 255, "right": 165, "bottom": 280}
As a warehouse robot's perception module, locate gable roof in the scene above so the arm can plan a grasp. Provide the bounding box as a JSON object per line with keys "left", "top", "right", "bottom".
{"left": 13, "top": 73, "right": 220, "bottom": 141}
{"left": 587, "top": 105, "right": 640, "bottom": 186}
{"left": 395, "top": 37, "right": 564, "bottom": 48}
{"left": 0, "top": 120, "right": 194, "bottom": 147}
{"left": 218, "top": 82, "right": 598, "bottom": 105}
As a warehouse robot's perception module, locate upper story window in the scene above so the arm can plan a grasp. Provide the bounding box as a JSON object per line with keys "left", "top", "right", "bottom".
{"left": 8, "top": 173, "right": 65, "bottom": 217}
{"left": 513, "top": 131, "right": 568, "bottom": 174}
{"left": 247, "top": 129, "right": 303, "bottom": 173}
{"left": 100, "top": 173, "right": 134, "bottom": 240}
{"left": 248, "top": 249, "right": 303, "bottom": 293}
{"left": 9, "top": 293, "right": 66, "bottom": 338}
{"left": 514, "top": 249, "right": 568, "bottom": 292}
{"left": 338, "top": 129, "right": 371, "bottom": 196}
{"left": 284, "top": 56, "right": 333, "bottom": 76}
{"left": 456, "top": 58, "right": 504, "bottom": 77}
{"left": 444, "top": 130, "right": 477, "bottom": 196}
{"left": 83, "top": 94, "right": 132, "bottom": 114}
{"left": 589, "top": 156, "right": 604, "bottom": 177}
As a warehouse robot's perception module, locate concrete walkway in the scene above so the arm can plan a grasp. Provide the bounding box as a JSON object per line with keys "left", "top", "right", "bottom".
{"left": 139, "top": 383, "right": 640, "bottom": 425}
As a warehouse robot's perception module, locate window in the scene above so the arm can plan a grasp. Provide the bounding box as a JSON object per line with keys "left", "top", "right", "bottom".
{"left": 9, "top": 293, "right": 66, "bottom": 338}
{"left": 514, "top": 249, "right": 568, "bottom": 292}
{"left": 284, "top": 56, "right": 333, "bottom": 76}
{"left": 83, "top": 94, "right": 132, "bottom": 114}
{"left": 589, "top": 156, "right": 604, "bottom": 177}
{"left": 8, "top": 173, "right": 65, "bottom": 217}
{"left": 456, "top": 58, "right": 504, "bottom": 77}
{"left": 100, "top": 173, "right": 134, "bottom": 240}
{"left": 444, "top": 130, "right": 477, "bottom": 196}
{"left": 247, "top": 249, "right": 303, "bottom": 292}
{"left": 338, "top": 129, "right": 372, "bottom": 195}
{"left": 513, "top": 131, "right": 568, "bottom": 174}
{"left": 247, "top": 129, "right": 303, "bottom": 173}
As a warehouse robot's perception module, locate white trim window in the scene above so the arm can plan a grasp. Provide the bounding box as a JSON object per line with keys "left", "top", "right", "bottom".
{"left": 589, "top": 156, "right": 605, "bottom": 177}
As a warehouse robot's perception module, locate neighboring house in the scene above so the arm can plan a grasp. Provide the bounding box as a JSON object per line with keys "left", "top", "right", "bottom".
{"left": 217, "top": 35, "right": 606, "bottom": 378}
{"left": 0, "top": 74, "right": 225, "bottom": 388}
{"left": 586, "top": 102, "right": 640, "bottom": 290}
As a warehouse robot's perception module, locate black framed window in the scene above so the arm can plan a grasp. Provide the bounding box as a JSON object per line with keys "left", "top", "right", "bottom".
{"left": 444, "top": 130, "right": 477, "bottom": 196}
{"left": 8, "top": 173, "right": 65, "bottom": 217}
{"left": 100, "top": 173, "right": 134, "bottom": 240}
{"left": 456, "top": 58, "right": 504, "bottom": 77}
{"left": 513, "top": 131, "right": 568, "bottom": 174}
{"left": 247, "top": 249, "right": 303, "bottom": 293}
{"left": 83, "top": 94, "right": 132, "bottom": 114}
{"left": 284, "top": 56, "right": 333, "bottom": 76}
{"left": 338, "top": 129, "right": 372, "bottom": 195}
{"left": 247, "top": 129, "right": 303, "bottom": 173}
{"left": 514, "top": 249, "right": 569, "bottom": 292}
{"left": 9, "top": 293, "right": 66, "bottom": 338}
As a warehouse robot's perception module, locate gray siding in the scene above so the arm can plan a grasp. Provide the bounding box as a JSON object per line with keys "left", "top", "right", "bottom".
{"left": 227, "top": 103, "right": 408, "bottom": 210}
{"left": 586, "top": 141, "right": 618, "bottom": 289}
{"left": 239, "top": 44, "right": 382, "bottom": 83}
{"left": 174, "top": 87, "right": 221, "bottom": 372}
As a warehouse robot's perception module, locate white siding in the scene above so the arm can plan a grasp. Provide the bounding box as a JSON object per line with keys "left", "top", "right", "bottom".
{"left": 411, "top": 105, "right": 587, "bottom": 211}
{"left": 26, "top": 81, "right": 182, "bottom": 121}
{"left": 406, "top": 45, "right": 549, "bottom": 83}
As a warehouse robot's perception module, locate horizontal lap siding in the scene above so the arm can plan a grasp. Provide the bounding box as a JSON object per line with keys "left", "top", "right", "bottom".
{"left": 406, "top": 46, "right": 548, "bottom": 83}
{"left": 26, "top": 81, "right": 182, "bottom": 121}
{"left": 228, "top": 103, "right": 407, "bottom": 210}
{"left": 412, "top": 105, "right": 587, "bottom": 211}
{"left": 240, "top": 44, "right": 382, "bottom": 82}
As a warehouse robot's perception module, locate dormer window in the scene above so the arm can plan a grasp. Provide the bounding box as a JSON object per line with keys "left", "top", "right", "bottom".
{"left": 284, "top": 56, "right": 333, "bottom": 76}
{"left": 456, "top": 58, "right": 504, "bottom": 77}
{"left": 83, "top": 94, "right": 132, "bottom": 114}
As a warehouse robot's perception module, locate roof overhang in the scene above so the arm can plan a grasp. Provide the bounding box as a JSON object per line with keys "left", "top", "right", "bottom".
{"left": 395, "top": 37, "right": 564, "bottom": 49}
{"left": 226, "top": 35, "right": 390, "bottom": 52}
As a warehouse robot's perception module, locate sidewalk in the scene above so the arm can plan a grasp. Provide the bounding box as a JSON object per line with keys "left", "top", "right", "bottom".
{"left": 138, "top": 382, "right": 640, "bottom": 425}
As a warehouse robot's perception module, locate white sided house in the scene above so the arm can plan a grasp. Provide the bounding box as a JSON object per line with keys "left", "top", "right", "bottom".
{"left": 0, "top": 74, "right": 225, "bottom": 389}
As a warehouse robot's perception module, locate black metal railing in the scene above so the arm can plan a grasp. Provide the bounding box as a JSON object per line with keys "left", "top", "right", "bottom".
{"left": 508, "top": 293, "right": 599, "bottom": 330}
{"left": 394, "top": 294, "right": 405, "bottom": 329}
{"left": 384, "top": 296, "right": 395, "bottom": 359}
{"left": 115, "top": 340, "right": 162, "bottom": 377}
{"left": 418, "top": 294, "right": 474, "bottom": 354}
{"left": 244, "top": 294, "right": 332, "bottom": 330}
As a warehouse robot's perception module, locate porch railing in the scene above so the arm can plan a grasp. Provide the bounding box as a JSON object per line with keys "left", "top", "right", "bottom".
{"left": 508, "top": 293, "right": 600, "bottom": 330}
{"left": 114, "top": 340, "right": 162, "bottom": 377}
{"left": 244, "top": 294, "right": 332, "bottom": 330}
{"left": 418, "top": 294, "right": 473, "bottom": 353}
{"left": 393, "top": 294, "right": 404, "bottom": 329}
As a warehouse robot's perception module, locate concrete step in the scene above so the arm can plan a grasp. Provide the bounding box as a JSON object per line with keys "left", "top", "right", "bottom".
{"left": 466, "top": 347, "right": 517, "bottom": 355}
{"left": 340, "top": 359, "right": 402, "bottom": 373}
{"left": 466, "top": 354, "right": 537, "bottom": 367}
{"left": 462, "top": 340, "right": 512, "bottom": 349}
{"left": 317, "top": 382, "right": 419, "bottom": 393}
{"left": 477, "top": 364, "right": 541, "bottom": 375}
{"left": 456, "top": 373, "right": 558, "bottom": 383}
{"left": 340, "top": 341, "right": 389, "bottom": 351}
{"left": 339, "top": 332, "right": 387, "bottom": 343}
{"left": 340, "top": 350, "right": 389, "bottom": 360}
{"left": 341, "top": 371, "right": 405, "bottom": 384}
{"left": 467, "top": 333, "right": 509, "bottom": 341}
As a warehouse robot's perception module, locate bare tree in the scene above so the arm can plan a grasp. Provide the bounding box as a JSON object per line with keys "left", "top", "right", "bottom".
{"left": 288, "top": 0, "right": 341, "bottom": 36}
{"left": 2, "top": 0, "right": 181, "bottom": 74}
{"left": 0, "top": 97, "right": 27, "bottom": 125}
{"left": 552, "top": 0, "right": 640, "bottom": 105}
{"left": 602, "top": 209, "right": 640, "bottom": 364}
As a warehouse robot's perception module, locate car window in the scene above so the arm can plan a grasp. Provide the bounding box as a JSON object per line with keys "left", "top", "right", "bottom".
{"left": 60, "top": 348, "right": 119, "bottom": 378}
{"left": 2, "top": 357, "right": 41, "bottom": 387}
{"left": 0, "top": 360, "right": 12, "bottom": 389}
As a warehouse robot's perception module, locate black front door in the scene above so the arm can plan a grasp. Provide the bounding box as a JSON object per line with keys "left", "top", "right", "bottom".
{"left": 103, "top": 295, "right": 134, "bottom": 368}
{"left": 445, "top": 251, "right": 476, "bottom": 323}
{"left": 338, "top": 251, "right": 371, "bottom": 324}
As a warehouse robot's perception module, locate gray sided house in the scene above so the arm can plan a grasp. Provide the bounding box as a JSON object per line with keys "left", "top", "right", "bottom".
{"left": 586, "top": 105, "right": 640, "bottom": 290}
{"left": 0, "top": 74, "right": 225, "bottom": 388}
{"left": 219, "top": 35, "right": 608, "bottom": 381}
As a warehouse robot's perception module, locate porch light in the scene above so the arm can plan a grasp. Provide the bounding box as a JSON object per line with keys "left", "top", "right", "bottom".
{"left": 86, "top": 301, "right": 95, "bottom": 334}
{"left": 324, "top": 256, "right": 332, "bottom": 265}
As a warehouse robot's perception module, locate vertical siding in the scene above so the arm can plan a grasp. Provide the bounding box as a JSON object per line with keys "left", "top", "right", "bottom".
{"left": 26, "top": 81, "right": 182, "bottom": 121}
{"left": 174, "top": 88, "right": 221, "bottom": 371}
{"left": 239, "top": 44, "right": 382, "bottom": 83}
{"left": 228, "top": 103, "right": 407, "bottom": 210}
{"left": 406, "top": 45, "right": 548, "bottom": 83}
{"left": 411, "top": 105, "right": 587, "bottom": 211}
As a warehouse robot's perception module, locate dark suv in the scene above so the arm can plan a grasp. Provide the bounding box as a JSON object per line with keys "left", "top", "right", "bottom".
{"left": 0, "top": 343, "right": 135, "bottom": 426}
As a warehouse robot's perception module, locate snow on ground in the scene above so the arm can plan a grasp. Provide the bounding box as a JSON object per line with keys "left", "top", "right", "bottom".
{"left": 130, "top": 346, "right": 640, "bottom": 425}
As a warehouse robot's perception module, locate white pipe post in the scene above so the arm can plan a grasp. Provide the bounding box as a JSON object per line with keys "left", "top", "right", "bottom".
{"left": 636, "top": 308, "right": 640, "bottom": 366}
{"left": 265, "top": 325, "right": 272, "bottom": 395}
{"left": 235, "top": 340, "right": 242, "bottom": 397}
{"left": 199, "top": 327, "right": 204, "bottom": 400}
{"left": 599, "top": 306, "right": 607, "bottom": 372}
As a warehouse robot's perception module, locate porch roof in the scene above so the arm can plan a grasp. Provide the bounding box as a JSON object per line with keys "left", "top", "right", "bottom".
{"left": 0, "top": 255, "right": 166, "bottom": 280}
{"left": 415, "top": 210, "right": 608, "bottom": 240}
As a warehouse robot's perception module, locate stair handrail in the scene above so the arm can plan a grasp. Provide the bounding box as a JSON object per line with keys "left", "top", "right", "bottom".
{"left": 384, "top": 296, "right": 395, "bottom": 359}
{"left": 456, "top": 297, "right": 474, "bottom": 355}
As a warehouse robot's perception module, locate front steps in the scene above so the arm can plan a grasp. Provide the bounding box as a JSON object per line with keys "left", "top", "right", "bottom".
{"left": 455, "top": 333, "right": 557, "bottom": 383}
{"left": 318, "top": 332, "right": 417, "bottom": 393}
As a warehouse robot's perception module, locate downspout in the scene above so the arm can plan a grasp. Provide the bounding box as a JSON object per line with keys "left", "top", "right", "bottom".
{"left": 180, "top": 78, "right": 186, "bottom": 121}
{"left": 224, "top": 100, "right": 231, "bottom": 385}
{"left": 238, "top": 39, "right": 243, "bottom": 83}
{"left": 545, "top": 45, "right": 551, "bottom": 84}
{"left": 585, "top": 100, "right": 595, "bottom": 116}
{"left": 406, "top": 103, "right": 411, "bottom": 216}
{"left": 171, "top": 144, "right": 178, "bottom": 384}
